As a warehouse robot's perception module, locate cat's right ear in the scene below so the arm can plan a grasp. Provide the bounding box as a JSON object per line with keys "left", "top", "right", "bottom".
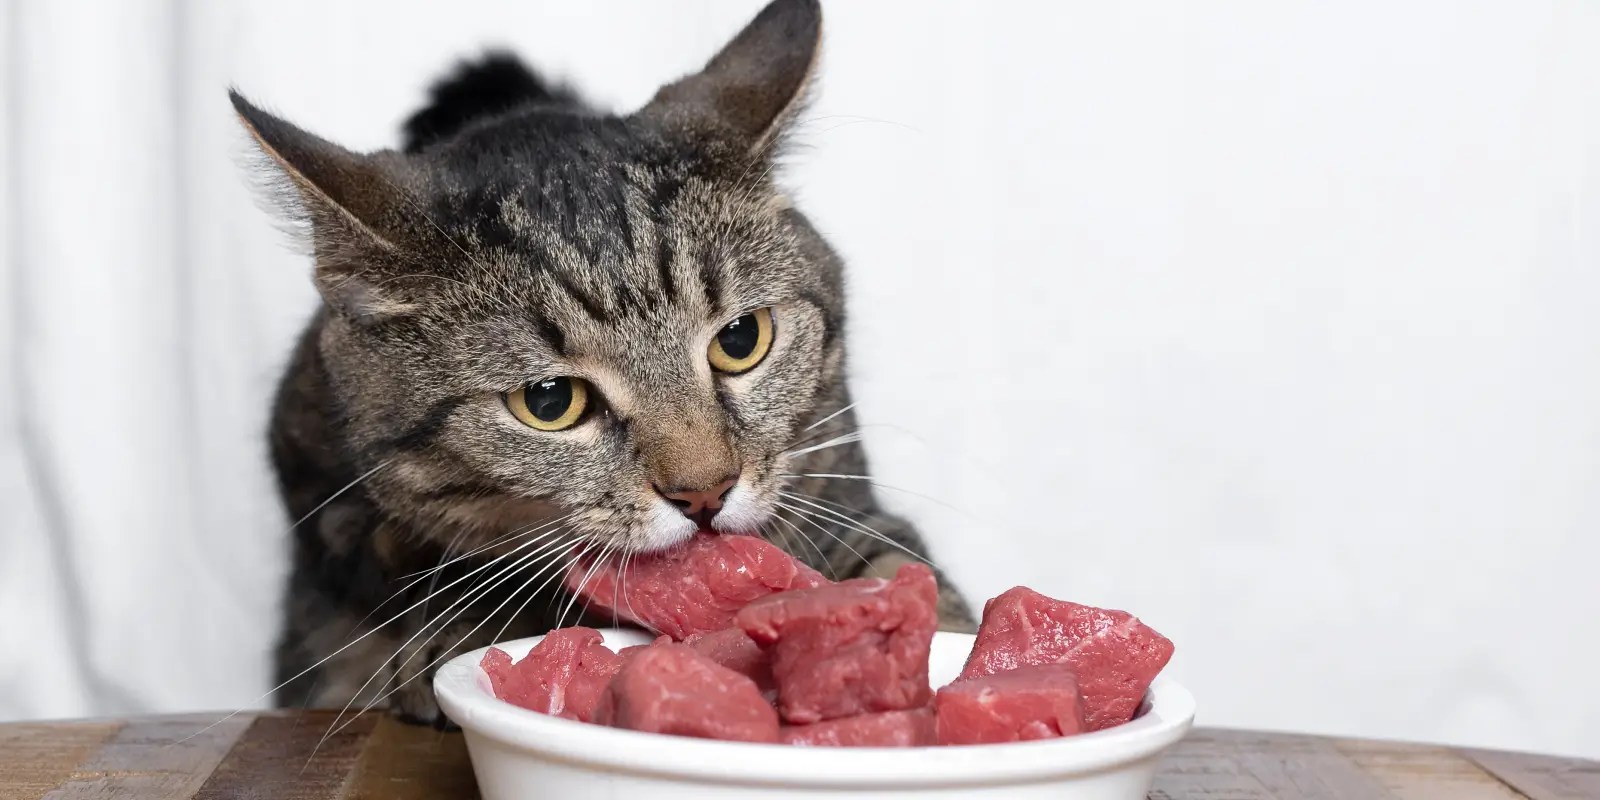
{"left": 230, "top": 90, "right": 422, "bottom": 322}
{"left": 637, "top": 0, "right": 821, "bottom": 160}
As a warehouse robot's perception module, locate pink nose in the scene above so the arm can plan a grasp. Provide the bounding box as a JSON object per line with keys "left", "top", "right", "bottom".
{"left": 656, "top": 477, "right": 738, "bottom": 527}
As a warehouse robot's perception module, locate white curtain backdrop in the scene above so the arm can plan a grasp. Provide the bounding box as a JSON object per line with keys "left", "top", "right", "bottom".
{"left": 3, "top": 0, "right": 1598, "bottom": 758}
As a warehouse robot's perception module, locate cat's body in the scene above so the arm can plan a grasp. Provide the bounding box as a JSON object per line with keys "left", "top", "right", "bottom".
{"left": 241, "top": 0, "right": 971, "bottom": 726}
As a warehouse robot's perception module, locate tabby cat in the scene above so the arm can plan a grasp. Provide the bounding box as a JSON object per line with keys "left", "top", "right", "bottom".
{"left": 233, "top": 0, "right": 972, "bottom": 727}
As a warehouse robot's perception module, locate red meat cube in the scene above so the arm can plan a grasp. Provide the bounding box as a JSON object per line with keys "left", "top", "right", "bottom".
{"left": 791, "top": 560, "right": 830, "bottom": 589}
{"left": 594, "top": 642, "right": 779, "bottom": 743}
{"left": 737, "top": 562, "right": 938, "bottom": 724}
{"left": 566, "top": 533, "right": 821, "bottom": 640}
{"left": 959, "top": 587, "right": 1174, "bottom": 731}
{"left": 683, "top": 628, "right": 773, "bottom": 693}
{"left": 935, "top": 665, "right": 1085, "bottom": 745}
{"left": 780, "top": 707, "right": 936, "bottom": 747}
{"left": 480, "top": 627, "right": 621, "bottom": 722}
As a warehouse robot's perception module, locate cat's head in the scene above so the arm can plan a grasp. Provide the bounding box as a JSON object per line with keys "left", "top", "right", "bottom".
{"left": 237, "top": 0, "right": 848, "bottom": 556}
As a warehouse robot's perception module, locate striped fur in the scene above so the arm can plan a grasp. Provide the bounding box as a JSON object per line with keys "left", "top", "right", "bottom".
{"left": 237, "top": 0, "right": 972, "bottom": 726}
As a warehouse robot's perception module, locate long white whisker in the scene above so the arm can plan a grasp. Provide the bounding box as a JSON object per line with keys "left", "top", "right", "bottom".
{"left": 766, "top": 513, "right": 831, "bottom": 578}
{"left": 803, "top": 402, "right": 855, "bottom": 433}
{"left": 488, "top": 534, "right": 597, "bottom": 646}
{"left": 559, "top": 541, "right": 615, "bottom": 629}
{"left": 322, "top": 537, "right": 584, "bottom": 745}
{"left": 420, "top": 527, "right": 472, "bottom": 621}
{"left": 773, "top": 501, "right": 872, "bottom": 571}
{"left": 177, "top": 518, "right": 578, "bottom": 744}
{"left": 287, "top": 459, "right": 392, "bottom": 533}
{"left": 780, "top": 473, "right": 967, "bottom": 515}
{"left": 398, "top": 511, "right": 577, "bottom": 581}
{"left": 310, "top": 531, "right": 576, "bottom": 758}
{"left": 355, "top": 515, "right": 572, "bottom": 644}
{"left": 781, "top": 432, "right": 862, "bottom": 458}
{"left": 778, "top": 491, "right": 932, "bottom": 567}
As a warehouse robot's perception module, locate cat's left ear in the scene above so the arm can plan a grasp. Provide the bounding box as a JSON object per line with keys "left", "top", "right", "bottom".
{"left": 229, "top": 90, "right": 428, "bottom": 322}
{"left": 637, "top": 0, "right": 820, "bottom": 159}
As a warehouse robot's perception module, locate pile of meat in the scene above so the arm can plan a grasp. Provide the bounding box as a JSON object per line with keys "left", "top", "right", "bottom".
{"left": 480, "top": 534, "right": 1173, "bottom": 747}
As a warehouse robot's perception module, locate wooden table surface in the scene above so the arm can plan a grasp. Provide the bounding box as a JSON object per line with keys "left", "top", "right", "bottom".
{"left": 1, "top": 711, "right": 1595, "bottom": 799}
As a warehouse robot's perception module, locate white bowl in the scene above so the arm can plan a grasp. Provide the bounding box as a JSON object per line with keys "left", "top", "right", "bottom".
{"left": 435, "top": 628, "right": 1195, "bottom": 799}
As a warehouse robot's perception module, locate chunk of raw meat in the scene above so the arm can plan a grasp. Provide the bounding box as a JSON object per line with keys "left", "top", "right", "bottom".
{"left": 737, "top": 562, "right": 938, "bottom": 724}
{"left": 935, "top": 665, "right": 1084, "bottom": 745}
{"left": 566, "top": 533, "right": 821, "bottom": 640}
{"left": 959, "top": 587, "right": 1174, "bottom": 731}
{"left": 780, "top": 707, "right": 936, "bottom": 747}
{"left": 683, "top": 628, "right": 773, "bottom": 693}
{"left": 480, "top": 627, "right": 621, "bottom": 722}
{"left": 791, "top": 560, "right": 830, "bottom": 589}
{"left": 615, "top": 636, "right": 669, "bottom": 667}
{"left": 594, "top": 642, "right": 779, "bottom": 743}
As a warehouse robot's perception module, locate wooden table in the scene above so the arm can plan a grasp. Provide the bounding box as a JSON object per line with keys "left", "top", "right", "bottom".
{"left": 1, "top": 711, "right": 1595, "bottom": 799}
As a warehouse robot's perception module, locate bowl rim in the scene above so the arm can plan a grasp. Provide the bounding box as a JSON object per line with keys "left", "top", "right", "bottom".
{"left": 434, "top": 629, "right": 1195, "bottom": 789}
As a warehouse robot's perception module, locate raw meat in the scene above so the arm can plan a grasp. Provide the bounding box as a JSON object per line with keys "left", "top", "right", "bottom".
{"left": 780, "top": 707, "right": 936, "bottom": 747}
{"left": 479, "top": 627, "right": 621, "bottom": 722}
{"left": 935, "top": 665, "right": 1084, "bottom": 745}
{"left": 594, "top": 642, "right": 779, "bottom": 743}
{"left": 566, "top": 533, "right": 822, "bottom": 640}
{"left": 737, "top": 562, "right": 938, "bottom": 724}
{"left": 959, "top": 587, "right": 1173, "bottom": 731}
{"left": 683, "top": 628, "right": 773, "bottom": 693}
{"left": 791, "top": 560, "right": 830, "bottom": 589}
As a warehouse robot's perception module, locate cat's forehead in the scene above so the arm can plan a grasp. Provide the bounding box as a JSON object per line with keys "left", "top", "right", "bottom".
{"left": 414, "top": 114, "right": 807, "bottom": 387}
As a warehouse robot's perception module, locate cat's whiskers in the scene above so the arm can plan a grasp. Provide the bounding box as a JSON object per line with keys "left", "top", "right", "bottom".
{"left": 780, "top": 431, "right": 863, "bottom": 459}
{"left": 310, "top": 529, "right": 580, "bottom": 758}
{"left": 780, "top": 473, "right": 966, "bottom": 515}
{"left": 285, "top": 459, "right": 394, "bottom": 534}
{"left": 558, "top": 540, "right": 617, "bottom": 629}
{"left": 414, "top": 515, "right": 577, "bottom": 622}
{"left": 397, "top": 510, "right": 577, "bottom": 581}
{"left": 177, "top": 516, "right": 587, "bottom": 746}
{"left": 614, "top": 550, "right": 642, "bottom": 632}
{"left": 771, "top": 500, "right": 872, "bottom": 572}
{"left": 476, "top": 534, "right": 601, "bottom": 660}
{"left": 315, "top": 532, "right": 589, "bottom": 757}
{"left": 419, "top": 528, "right": 472, "bottom": 621}
{"left": 765, "top": 513, "right": 832, "bottom": 579}
{"left": 777, "top": 490, "right": 934, "bottom": 569}
{"left": 802, "top": 401, "right": 855, "bottom": 433}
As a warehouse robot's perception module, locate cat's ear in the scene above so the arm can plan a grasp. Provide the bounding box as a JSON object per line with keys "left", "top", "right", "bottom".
{"left": 230, "top": 90, "right": 422, "bottom": 322}
{"left": 637, "top": 0, "right": 820, "bottom": 158}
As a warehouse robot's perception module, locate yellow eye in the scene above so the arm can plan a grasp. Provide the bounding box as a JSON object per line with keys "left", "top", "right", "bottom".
{"left": 505, "top": 377, "right": 590, "bottom": 431}
{"left": 708, "top": 307, "right": 774, "bottom": 374}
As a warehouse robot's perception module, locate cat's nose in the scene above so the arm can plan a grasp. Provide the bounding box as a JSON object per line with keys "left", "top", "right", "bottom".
{"left": 655, "top": 476, "right": 738, "bottom": 528}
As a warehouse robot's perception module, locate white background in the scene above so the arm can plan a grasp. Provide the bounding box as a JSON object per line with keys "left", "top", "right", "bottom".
{"left": 3, "top": 0, "right": 1598, "bottom": 758}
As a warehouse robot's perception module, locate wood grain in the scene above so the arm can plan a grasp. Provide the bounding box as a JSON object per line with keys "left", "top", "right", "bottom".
{"left": 1464, "top": 748, "right": 1600, "bottom": 800}
{"left": 190, "top": 712, "right": 376, "bottom": 800}
{"left": 0, "top": 721, "right": 120, "bottom": 800}
{"left": 346, "top": 717, "right": 477, "bottom": 800}
{"left": 39, "top": 714, "right": 251, "bottom": 800}
{"left": 1336, "top": 739, "right": 1526, "bottom": 800}
{"left": 1, "top": 714, "right": 1595, "bottom": 799}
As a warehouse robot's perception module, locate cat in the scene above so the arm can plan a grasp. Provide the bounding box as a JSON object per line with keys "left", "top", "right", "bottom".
{"left": 233, "top": 0, "right": 973, "bottom": 727}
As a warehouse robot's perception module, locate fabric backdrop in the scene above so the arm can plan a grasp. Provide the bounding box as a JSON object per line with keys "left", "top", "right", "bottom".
{"left": 3, "top": 0, "right": 1598, "bottom": 757}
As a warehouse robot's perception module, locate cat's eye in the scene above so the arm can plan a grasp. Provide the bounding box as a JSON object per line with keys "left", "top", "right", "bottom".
{"left": 505, "top": 377, "right": 590, "bottom": 431}
{"left": 708, "top": 308, "right": 774, "bottom": 374}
